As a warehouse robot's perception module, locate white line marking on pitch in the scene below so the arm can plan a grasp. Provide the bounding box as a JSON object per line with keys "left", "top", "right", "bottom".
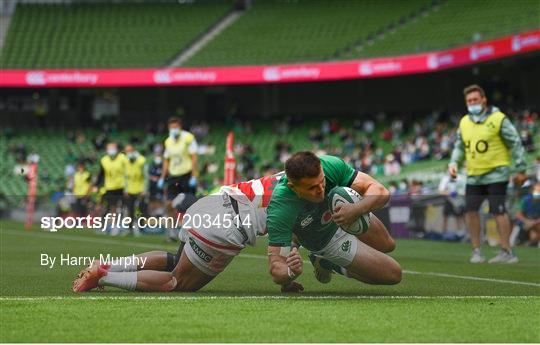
{"left": 403, "top": 270, "right": 540, "bottom": 287}
{"left": 239, "top": 253, "right": 540, "bottom": 287}
{"left": 1, "top": 295, "right": 538, "bottom": 301}
{"left": 3, "top": 229, "right": 540, "bottom": 288}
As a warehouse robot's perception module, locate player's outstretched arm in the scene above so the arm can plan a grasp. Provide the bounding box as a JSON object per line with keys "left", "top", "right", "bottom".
{"left": 268, "top": 246, "right": 302, "bottom": 285}
{"left": 350, "top": 171, "right": 390, "bottom": 211}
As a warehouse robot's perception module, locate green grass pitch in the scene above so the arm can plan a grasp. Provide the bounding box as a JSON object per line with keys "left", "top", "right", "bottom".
{"left": 1, "top": 220, "right": 539, "bottom": 342}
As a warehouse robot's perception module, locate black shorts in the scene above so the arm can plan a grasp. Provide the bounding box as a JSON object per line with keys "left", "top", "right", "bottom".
{"left": 465, "top": 182, "right": 508, "bottom": 215}
{"left": 125, "top": 193, "right": 140, "bottom": 214}
{"left": 73, "top": 197, "right": 88, "bottom": 215}
{"left": 166, "top": 172, "right": 192, "bottom": 200}
{"left": 443, "top": 198, "right": 464, "bottom": 217}
{"left": 149, "top": 182, "right": 163, "bottom": 201}
{"left": 103, "top": 189, "right": 124, "bottom": 209}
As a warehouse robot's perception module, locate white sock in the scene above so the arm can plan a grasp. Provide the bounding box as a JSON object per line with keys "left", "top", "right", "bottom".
{"left": 98, "top": 272, "right": 137, "bottom": 291}
{"left": 340, "top": 267, "right": 349, "bottom": 277}
{"left": 107, "top": 256, "right": 138, "bottom": 272}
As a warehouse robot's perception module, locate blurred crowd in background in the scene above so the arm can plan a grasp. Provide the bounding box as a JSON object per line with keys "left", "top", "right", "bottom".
{"left": 3, "top": 108, "right": 539, "bottom": 243}
{"left": 6, "top": 108, "right": 539, "bottom": 194}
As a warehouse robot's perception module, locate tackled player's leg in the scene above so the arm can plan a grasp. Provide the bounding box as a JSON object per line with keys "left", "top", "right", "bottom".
{"left": 310, "top": 214, "right": 397, "bottom": 284}
{"left": 309, "top": 228, "right": 401, "bottom": 285}
{"left": 74, "top": 193, "right": 246, "bottom": 292}
{"left": 345, "top": 239, "right": 402, "bottom": 285}
{"left": 72, "top": 240, "right": 185, "bottom": 292}
{"left": 136, "top": 222, "right": 247, "bottom": 292}
{"left": 355, "top": 214, "right": 396, "bottom": 253}
{"left": 93, "top": 227, "right": 238, "bottom": 292}
{"left": 72, "top": 236, "right": 218, "bottom": 292}
{"left": 131, "top": 244, "right": 216, "bottom": 292}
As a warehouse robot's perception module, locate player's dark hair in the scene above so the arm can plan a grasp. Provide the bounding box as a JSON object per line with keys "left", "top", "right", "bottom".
{"left": 463, "top": 84, "right": 486, "bottom": 98}
{"left": 285, "top": 151, "right": 321, "bottom": 182}
{"left": 168, "top": 116, "right": 182, "bottom": 126}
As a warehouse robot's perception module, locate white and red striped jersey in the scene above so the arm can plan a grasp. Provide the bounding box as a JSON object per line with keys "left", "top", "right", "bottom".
{"left": 219, "top": 172, "right": 285, "bottom": 241}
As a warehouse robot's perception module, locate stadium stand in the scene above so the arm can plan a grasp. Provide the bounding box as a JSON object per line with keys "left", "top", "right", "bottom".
{"left": 1, "top": 0, "right": 537, "bottom": 68}
{"left": 1, "top": 124, "right": 321, "bottom": 196}
{"left": 0, "top": 121, "right": 365, "bottom": 196}
{"left": 184, "top": 0, "right": 434, "bottom": 66}
{"left": 0, "top": 2, "right": 234, "bottom": 68}
{"left": 1, "top": 128, "right": 98, "bottom": 196}
{"left": 2, "top": 109, "right": 537, "bottom": 198}
{"left": 344, "top": 0, "right": 540, "bottom": 59}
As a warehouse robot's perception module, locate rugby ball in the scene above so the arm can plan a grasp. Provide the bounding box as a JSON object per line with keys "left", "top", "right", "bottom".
{"left": 327, "top": 186, "right": 371, "bottom": 235}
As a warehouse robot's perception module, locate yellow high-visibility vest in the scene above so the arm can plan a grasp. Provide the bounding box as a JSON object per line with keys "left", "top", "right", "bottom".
{"left": 164, "top": 131, "right": 196, "bottom": 176}
{"left": 100, "top": 154, "right": 127, "bottom": 191}
{"left": 459, "top": 111, "right": 510, "bottom": 176}
{"left": 125, "top": 155, "right": 146, "bottom": 195}
{"left": 73, "top": 170, "right": 91, "bottom": 197}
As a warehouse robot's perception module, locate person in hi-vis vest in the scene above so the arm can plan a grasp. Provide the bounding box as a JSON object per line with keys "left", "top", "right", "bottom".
{"left": 124, "top": 144, "right": 146, "bottom": 236}
{"left": 95, "top": 142, "right": 127, "bottom": 222}
{"left": 449, "top": 84, "right": 526, "bottom": 264}
{"left": 158, "top": 117, "right": 198, "bottom": 242}
{"left": 72, "top": 160, "right": 91, "bottom": 216}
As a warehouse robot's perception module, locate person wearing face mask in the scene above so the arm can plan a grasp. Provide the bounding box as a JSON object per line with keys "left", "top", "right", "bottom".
{"left": 159, "top": 117, "right": 198, "bottom": 242}
{"left": 515, "top": 182, "right": 540, "bottom": 247}
{"left": 72, "top": 160, "right": 91, "bottom": 217}
{"left": 449, "top": 84, "right": 526, "bottom": 264}
{"left": 95, "top": 142, "right": 127, "bottom": 231}
{"left": 124, "top": 144, "right": 146, "bottom": 236}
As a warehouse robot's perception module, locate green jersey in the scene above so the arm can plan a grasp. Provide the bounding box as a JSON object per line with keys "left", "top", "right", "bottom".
{"left": 267, "top": 155, "right": 357, "bottom": 251}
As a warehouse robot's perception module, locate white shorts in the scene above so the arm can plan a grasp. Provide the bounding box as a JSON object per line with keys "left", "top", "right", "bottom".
{"left": 179, "top": 193, "right": 248, "bottom": 276}
{"left": 311, "top": 228, "right": 358, "bottom": 267}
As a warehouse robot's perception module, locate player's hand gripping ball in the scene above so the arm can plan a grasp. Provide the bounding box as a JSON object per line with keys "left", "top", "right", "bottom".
{"left": 328, "top": 186, "right": 371, "bottom": 235}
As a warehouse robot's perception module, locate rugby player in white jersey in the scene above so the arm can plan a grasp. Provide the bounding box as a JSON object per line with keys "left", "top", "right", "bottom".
{"left": 73, "top": 172, "right": 305, "bottom": 292}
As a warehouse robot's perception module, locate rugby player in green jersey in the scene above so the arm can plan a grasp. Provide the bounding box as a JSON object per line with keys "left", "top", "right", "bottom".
{"left": 267, "top": 151, "right": 402, "bottom": 287}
